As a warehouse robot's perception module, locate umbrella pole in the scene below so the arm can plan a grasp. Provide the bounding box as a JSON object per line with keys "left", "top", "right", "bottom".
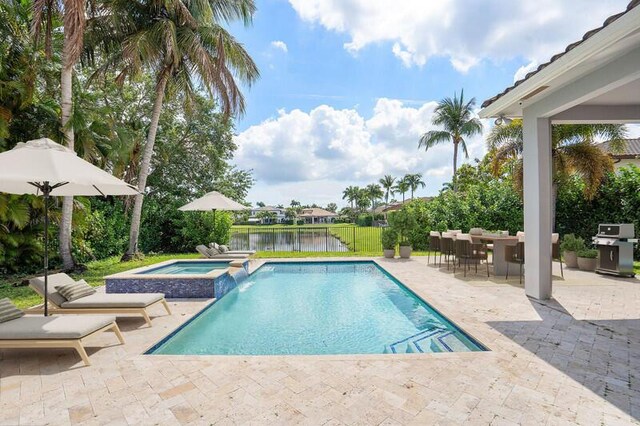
{"left": 43, "top": 182, "right": 50, "bottom": 317}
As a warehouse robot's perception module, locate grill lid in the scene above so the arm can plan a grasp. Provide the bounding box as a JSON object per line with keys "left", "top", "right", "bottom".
{"left": 596, "top": 223, "right": 635, "bottom": 239}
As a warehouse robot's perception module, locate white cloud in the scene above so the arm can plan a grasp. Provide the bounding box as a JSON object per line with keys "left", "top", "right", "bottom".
{"left": 234, "top": 99, "right": 488, "bottom": 206}
{"left": 270, "top": 40, "right": 288, "bottom": 53}
{"left": 513, "top": 61, "right": 538, "bottom": 82}
{"left": 288, "top": 0, "right": 629, "bottom": 73}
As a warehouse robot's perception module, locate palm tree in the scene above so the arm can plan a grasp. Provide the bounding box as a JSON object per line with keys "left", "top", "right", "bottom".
{"left": 365, "top": 184, "right": 384, "bottom": 220}
{"left": 32, "top": 0, "right": 87, "bottom": 269}
{"left": 355, "top": 188, "right": 371, "bottom": 213}
{"left": 405, "top": 173, "right": 426, "bottom": 199}
{"left": 378, "top": 175, "right": 395, "bottom": 206}
{"left": 90, "top": 0, "right": 260, "bottom": 259}
{"left": 487, "top": 119, "right": 627, "bottom": 228}
{"left": 418, "top": 90, "right": 482, "bottom": 192}
{"left": 342, "top": 185, "right": 359, "bottom": 209}
{"left": 394, "top": 178, "right": 410, "bottom": 203}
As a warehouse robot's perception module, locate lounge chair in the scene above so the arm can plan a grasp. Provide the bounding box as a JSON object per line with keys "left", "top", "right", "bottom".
{"left": 210, "top": 242, "right": 255, "bottom": 255}
{"left": 29, "top": 274, "right": 171, "bottom": 327}
{"left": 0, "top": 312, "right": 124, "bottom": 366}
{"left": 195, "top": 244, "right": 253, "bottom": 259}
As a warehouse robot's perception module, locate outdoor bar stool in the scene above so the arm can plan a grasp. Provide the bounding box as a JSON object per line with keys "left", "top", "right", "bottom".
{"left": 505, "top": 241, "right": 525, "bottom": 283}
{"left": 439, "top": 232, "right": 455, "bottom": 269}
{"left": 428, "top": 231, "right": 441, "bottom": 265}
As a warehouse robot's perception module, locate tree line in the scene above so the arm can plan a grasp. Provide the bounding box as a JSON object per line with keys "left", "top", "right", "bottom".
{"left": 0, "top": 0, "right": 258, "bottom": 273}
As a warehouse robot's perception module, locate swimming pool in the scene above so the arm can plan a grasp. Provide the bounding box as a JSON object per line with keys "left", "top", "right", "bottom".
{"left": 138, "top": 261, "right": 229, "bottom": 275}
{"left": 148, "top": 261, "right": 485, "bottom": 355}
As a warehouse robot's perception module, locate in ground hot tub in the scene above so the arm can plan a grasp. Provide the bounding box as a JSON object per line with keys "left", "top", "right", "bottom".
{"left": 105, "top": 259, "right": 249, "bottom": 299}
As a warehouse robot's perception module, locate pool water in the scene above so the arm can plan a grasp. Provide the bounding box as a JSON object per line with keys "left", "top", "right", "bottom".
{"left": 149, "top": 262, "right": 485, "bottom": 355}
{"left": 139, "top": 261, "right": 229, "bottom": 275}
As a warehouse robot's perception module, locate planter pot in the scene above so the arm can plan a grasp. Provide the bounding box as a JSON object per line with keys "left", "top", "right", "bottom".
{"left": 383, "top": 249, "right": 396, "bottom": 259}
{"left": 563, "top": 251, "right": 578, "bottom": 268}
{"left": 399, "top": 246, "right": 412, "bottom": 259}
{"left": 577, "top": 257, "right": 597, "bottom": 271}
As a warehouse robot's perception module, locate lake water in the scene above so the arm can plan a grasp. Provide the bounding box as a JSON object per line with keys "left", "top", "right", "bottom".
{"left": 230, "top": 229, "right": 349, "bottom": 252}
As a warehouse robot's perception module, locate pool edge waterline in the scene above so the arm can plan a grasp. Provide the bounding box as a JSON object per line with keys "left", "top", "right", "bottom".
{"left": 144, "top": 259, "right": 489, "bottom": 355}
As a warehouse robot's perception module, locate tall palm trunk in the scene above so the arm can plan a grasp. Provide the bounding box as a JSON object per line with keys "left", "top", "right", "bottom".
{"left": 452, "top": 140, "right": 459, "bottom": 192}
{"left": 124, "top": 76, "right": 168, "bottom": 258}
{"left": 58, "top": 22, "right": 76, "bottom": 270}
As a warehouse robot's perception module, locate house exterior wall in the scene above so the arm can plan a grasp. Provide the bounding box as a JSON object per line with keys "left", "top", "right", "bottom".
{"left": 613, "top": 159, "right": 640, "bottom": 171}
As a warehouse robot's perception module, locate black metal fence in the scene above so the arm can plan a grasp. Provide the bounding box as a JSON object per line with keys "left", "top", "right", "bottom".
{"left": 230, "top": 226, "right": 382, "bottom": 252}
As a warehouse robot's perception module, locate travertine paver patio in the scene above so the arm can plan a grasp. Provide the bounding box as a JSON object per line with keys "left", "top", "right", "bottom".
{"left": 1, "top": 257, "right": 639, "bottom": 425}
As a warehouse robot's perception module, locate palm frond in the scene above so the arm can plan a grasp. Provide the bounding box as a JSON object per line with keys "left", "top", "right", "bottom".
{"left": 418, "top": 130, "right": 451, "bottom": 150}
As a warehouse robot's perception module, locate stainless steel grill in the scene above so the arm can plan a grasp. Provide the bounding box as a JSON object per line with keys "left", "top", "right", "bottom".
{"left": 592, "top": 224, "right": 637, "bottom": 277}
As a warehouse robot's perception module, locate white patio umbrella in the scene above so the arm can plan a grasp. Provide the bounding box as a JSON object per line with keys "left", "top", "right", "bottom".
{"left": 0, "top": 138, "right": 138, "bottom": 315}
{"left": 178, "top": 190, "right": 248, "bottom": 223}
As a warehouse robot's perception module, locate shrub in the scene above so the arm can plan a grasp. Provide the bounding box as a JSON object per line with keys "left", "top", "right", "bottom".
{"left": 577, "top": 248, "right": 598, "bottom": 258}
{"left": 559, "top": 234, "right": 586, "bottom": 253}
{"left": 381, "top": 228, "right": 398, "bottom": 250}
{"left": 388, "top": 208, "right": 417, "bottom": 246}
{"left": 356, "top": 215, "right": 373, "bottom": 227}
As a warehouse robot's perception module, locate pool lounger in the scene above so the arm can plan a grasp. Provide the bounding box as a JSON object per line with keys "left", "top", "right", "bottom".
{"left": 0, "top": 314, "right": 124, "bottom": 366}
{"left": 28, "top": 273, "right": 172, "bottom": 326}
{"left": 195, "top": 245, "right": 253, "bottom": 259}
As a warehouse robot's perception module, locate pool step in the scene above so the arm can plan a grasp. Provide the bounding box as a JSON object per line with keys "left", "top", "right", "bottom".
{"left": 387, "top": 327, "right": 468, "bottom": 354}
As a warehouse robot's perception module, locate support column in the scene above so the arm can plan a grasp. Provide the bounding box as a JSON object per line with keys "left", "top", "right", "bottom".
{"left": 522, "top": 113, "right": 553, "bottom": 299}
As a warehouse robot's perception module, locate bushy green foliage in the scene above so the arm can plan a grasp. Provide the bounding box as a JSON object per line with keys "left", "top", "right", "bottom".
{"left": 388, "top": 209, "right": 417, "bottom": 246}
{"left": 178, "top": 211, "right": 233, "bottom": 251}
{"left": 381, "top": 228, "right": 398, "bottom": 250}
{"left": 559, "top": 234, "right": 586, "bottom": 253}
{"left": 556, "top": 166, "right": 640, "bottom": 257}
{"left": 577, "top": 248, "right": 598, "bottom": 258}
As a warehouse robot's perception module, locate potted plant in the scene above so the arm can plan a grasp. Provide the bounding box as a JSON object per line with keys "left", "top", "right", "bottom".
{"left": 560, "top": 234, "right": 585, "bottom": 268}
{"left": 381, "top": 228, "right": 398, "bottom": 258}
{"left": 577, "top": 248, "right": 598, "bottom": 271}
{"left": 388, "top": 209, "right": 417, "bottom": 259}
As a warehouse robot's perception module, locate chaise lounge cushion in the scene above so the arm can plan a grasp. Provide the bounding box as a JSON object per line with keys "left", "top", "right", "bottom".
{"left": 55, "top": 279, "right": 96, "bottom": 301}
{"left": 0, "top": 315, "right": 115, "bottom": 340}
{"left": 60, "top": 292, "right": 164, "bottom": 309}
{"left": 29, "top": 274, "right": 76, "bottom": 307}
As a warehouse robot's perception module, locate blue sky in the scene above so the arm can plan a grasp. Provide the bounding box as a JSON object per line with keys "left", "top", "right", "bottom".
{"left": 229, "top": 0, "right": 634, "bottom": 207}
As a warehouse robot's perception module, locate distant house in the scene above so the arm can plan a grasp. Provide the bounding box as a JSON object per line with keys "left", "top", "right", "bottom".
{"left": 598, "top": 138, "right": 640, "bottom": 171}
{"left": 248, "top": 206, "right": 286, "bottom": 224}
{"left": 298, "top": 207, "right": 338, "bottom": 224}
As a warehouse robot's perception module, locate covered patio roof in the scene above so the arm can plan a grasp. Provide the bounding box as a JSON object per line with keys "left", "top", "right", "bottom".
{"left": 479, "top": 0, "right": 640, "bottom": 299}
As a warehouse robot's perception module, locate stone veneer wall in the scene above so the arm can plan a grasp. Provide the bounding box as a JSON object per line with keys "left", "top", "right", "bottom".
{"left": 106, "top": 277, "right": 215, "bottom": 298}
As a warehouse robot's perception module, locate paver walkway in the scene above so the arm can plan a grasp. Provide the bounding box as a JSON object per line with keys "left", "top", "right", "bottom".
{"left": 1, "top": 257, "right": 639, "bottom": 425}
